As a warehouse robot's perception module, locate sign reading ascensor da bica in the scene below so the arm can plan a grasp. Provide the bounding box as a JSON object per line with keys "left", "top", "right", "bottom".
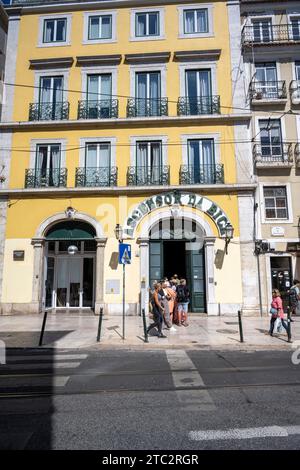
{"left": 123, "top": 191, "right": 230, "bottom": 238}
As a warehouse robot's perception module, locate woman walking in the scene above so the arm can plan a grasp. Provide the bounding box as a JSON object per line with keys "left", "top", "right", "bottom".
{"left": 269, "top": 289, "right": 288, "bottom": 337}
{"left": 147, "top": 282, "right": 167, "bottom": 338}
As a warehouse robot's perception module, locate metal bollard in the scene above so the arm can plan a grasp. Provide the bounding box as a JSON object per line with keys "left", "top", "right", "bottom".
{"left": 238, "top": 310, "right": 244, "bottom": 343}
{"left": 142, "top": 308, "right": 149, "bottom": 343}
{"left": 287, "top": 306, "right": 292, "bottom": 343}
{"left": 97, "top": 307, "right": 104, "bottom": 343}
{"left": 38, "top": 309, "right": 48, "bottom": 347}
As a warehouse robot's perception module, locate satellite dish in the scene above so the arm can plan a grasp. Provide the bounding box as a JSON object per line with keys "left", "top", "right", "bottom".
{"left": 68, "top": 245, "right": 78, "bottom": 255}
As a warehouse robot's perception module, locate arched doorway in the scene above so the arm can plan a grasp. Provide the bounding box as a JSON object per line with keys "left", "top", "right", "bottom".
{"left": 44, "top": 221, "right": 96, "bottom": 310}
{"left": 149, "top": 218, "right": 206, "bottom": 312}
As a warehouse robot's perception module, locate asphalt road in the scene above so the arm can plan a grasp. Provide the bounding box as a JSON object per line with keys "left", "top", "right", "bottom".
{"left": 0, "top": 348, "right": 300, "bottom": 450}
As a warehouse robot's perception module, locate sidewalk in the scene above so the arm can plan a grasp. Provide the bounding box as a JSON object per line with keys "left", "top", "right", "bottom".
{"left": 0, "top": 313, "right": 299, "bottom": 350}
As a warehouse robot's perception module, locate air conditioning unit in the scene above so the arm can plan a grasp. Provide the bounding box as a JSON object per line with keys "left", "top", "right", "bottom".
{"left": 261, "top": 241, "right": 270, "bottom": 252}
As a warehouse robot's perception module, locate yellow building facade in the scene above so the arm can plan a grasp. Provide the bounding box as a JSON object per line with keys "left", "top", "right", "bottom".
{"left": 0, "top": 0, "right": 258, "bottom": 316}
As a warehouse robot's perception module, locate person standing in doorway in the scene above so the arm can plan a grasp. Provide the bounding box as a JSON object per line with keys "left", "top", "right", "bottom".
{"left": 176, "top": 279, "right": 190, "bottom": 327}
{"left": 269, "top": 289, "right": 288, "bottom": 337}
{"left": 147, "top": 282, "right": 166, "bottom": 338}
{"left": 166, "top": 282, "right": 177, "bottom": 329}
{"left": 288, "top": 280, "right": 300, "bottom": 321}
{"left": 160, "top": 280, "right": 172, "bottom": 329}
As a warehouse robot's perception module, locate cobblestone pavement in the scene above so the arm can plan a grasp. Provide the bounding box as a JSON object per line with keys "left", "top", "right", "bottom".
{"left": 0, "top": 313, "right": 299, "bottom": 350}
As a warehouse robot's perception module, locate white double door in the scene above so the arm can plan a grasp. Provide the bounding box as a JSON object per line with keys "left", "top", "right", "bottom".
{"left": 54, "top": 256, "right": 94, "bottom": 308}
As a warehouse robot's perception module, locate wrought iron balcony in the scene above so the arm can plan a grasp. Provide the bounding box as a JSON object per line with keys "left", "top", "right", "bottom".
{"left": 126, "top": 98, "right": 168, "bottom": 118}
{"left": 177, "top": 96, "right": 220, "bottom": 116}
{"left": 25, "top": 168, "right": 67, "bottom": 188}
{"left": 29, "top": 102, "right": 70, "bottom": 121}
{"left": 77, "top": 100, "right": 119, "bottom": 119}
{"left": 242, "top": 24, "right": 300, "bottom": 46}
{"left": 295, "top": 144, "right": 300, "bottom": 167}
{"left": 75, "top": 167, "right": 118, "bottom": 187}
{"left": 290, "top": 80, "right": 300, "bottom": 104}
{"left": 253, "top": 143, "right": 293, "bottom": 168}
{"left": 179, "top": 164, "right": 224, "bottom": 185}
{"left": 127, "top": 166, "right": 170, "bottom": 186}
{"left": 249, "top": 81, "right": 287, "bottom": 102}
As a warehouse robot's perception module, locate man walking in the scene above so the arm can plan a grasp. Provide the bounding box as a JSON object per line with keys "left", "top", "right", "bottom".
{"left": 288, "top": 279, "right": 300, "bottom": 321}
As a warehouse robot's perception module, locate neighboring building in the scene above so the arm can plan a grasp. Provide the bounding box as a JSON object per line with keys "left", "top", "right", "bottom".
{"left": 0, "top": 2, "right": 7, "bottom": 119}
{"left": 0, "top": 1, "right": 8, "bottom": 319}
{"left": 0, "top": 0, "right": 257, "bottom": 316}
{"left": 240, "top": 0, "right": 300, "bottom": 312}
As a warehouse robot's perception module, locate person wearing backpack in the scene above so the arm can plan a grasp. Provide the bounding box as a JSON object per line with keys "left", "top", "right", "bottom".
{"left": 288, "top": 279, "right": 300, "bottom": 321}
{"left": 176, "top": 278, "right": 190, "bottom": 327}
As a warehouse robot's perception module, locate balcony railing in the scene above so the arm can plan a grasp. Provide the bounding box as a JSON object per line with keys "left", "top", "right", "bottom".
{"left": 25, "top": 168, "right": 67, "bottom": 188}
{"left": 77, "top": 100, "right": 119, "bottom": 119}
{"left": 127, "top": 166, "right": 170, "bottom": 186}
{"left": 177, "top": 96, "right": 220, "bottom": 116}
{"left": 126, "top": 98, "right": 168, "bottom": 118}
{"left": 242, "top": 24, "right": 300, "bottom": 46}
{"left": 290, "top": 80, "right": 300, "bottom": 104}
{"left": 75, "top": 167, "right": 118, "bottom": 187}
{"left": 29, "top": 102, "right": 70, "bottom": 121}
{"left": 295, "top": 144, "right": 300, "bottom": 167}
{"left": 179, "top": 164, "right": 224, "bottom": 185}
{"left": 249, "top": 81, "right": 287, "bottom": 101}
{"left": 253, "top": 143, "right": 293, "bottom": 167}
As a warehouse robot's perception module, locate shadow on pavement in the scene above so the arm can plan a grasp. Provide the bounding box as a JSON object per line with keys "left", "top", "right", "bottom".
{"left": 0, "top": 346, "right": 56, "bottom": 450}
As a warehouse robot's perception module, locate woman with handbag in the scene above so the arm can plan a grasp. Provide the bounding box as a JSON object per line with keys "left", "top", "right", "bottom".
{"left": 269, "top": 289, "right": 288, "bottom": 337}
{"left": 147, "top": 282, "right": 167, "bottom": 338}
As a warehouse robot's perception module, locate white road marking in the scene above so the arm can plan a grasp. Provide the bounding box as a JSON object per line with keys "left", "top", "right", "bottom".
{"left": 0, "top": 375, "right": 70, "bottom": 388}
{"left": 189, "top": 425, "right": 300, "bottom": 441}
{"left": 1, "top": 362, "right": 81, "bottom": 370}
{"left": 52, "top": 376, "right": 70, "bottom": 387}
{"left": 166, "top": 350, "right": 216, "bottom": 411}
{"left": 6, "top": 354, "right": 88, "bottom": 362}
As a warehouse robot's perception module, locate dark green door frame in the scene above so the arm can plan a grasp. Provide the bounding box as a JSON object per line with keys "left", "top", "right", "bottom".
{"left": 149, "top": 240, "right": 206, "bottom": 313}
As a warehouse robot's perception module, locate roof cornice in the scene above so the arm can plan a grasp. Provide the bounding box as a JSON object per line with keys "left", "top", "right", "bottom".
{"left": 6, "top": 0, "right": 204, "bottom": 16}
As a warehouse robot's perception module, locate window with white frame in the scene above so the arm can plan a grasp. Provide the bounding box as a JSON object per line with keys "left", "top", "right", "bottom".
{"left": 178, "top": 4, "right": 213, "bottom": 38}
{"left": 135, "top": 11, "right": 159, "bottom": 37}
{"left": 187, "top": 138, "right": 216, "bottom": 183}
{"left": 290, "top": 16, "right": 300, "bottom": 40}
{"left": 251, "top": 18, "right": 272, "bottom": 43}
{"left": 83, "top": 142, "right": 112, "bottom": 186}
{"left": 259, "top": 119, "right": 283, "bottom": 159}
{"left": 85, "top": 142, "right": 111, "bottom": 168}
{"left": 86, "top": 74, "right": 112, "bottom": 118}
{"left": 34, "top": 143, "right": 62, "bottom": 187}
{"left": 263, "top": 186, "right": 288, "bottom": 220}
{"left": 131, "top": 9, "right": 164, "bottom": 40}
{"left": 88, "top": 15, "right": 112, "bottom": 40}
{"left": 183, "top": 8, "right": 208, "bottom": 34}
{"left": 135, "top": 140, "right": 163, "bottom": 185}
{"left": 43, "top": 18, "right": 67, "bottom": 43}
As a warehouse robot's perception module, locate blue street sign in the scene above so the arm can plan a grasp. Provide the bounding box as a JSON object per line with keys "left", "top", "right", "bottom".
{"left": 119, "top": 243, "right": 131, "bottom": 265}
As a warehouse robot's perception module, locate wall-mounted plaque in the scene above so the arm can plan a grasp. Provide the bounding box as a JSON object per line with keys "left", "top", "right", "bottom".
{"left": 271, "top": 226, "right": 285, "bottom": 237}
{"left": 106, "top": 280, "right": 120, "bottom": 295}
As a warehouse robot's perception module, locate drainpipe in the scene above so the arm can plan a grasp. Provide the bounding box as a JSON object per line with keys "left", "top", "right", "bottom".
{"left": 254, "top": 201, "right": 263, "bottom": 316}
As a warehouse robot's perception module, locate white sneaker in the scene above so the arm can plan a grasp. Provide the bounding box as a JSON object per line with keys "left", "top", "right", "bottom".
{"left": 169, "top": 326, "right": 177, "bottom": 332}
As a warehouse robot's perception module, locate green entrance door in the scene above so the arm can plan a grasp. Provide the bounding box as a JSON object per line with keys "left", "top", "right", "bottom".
{"left": 149, "top": 240, "right": 206, "bottom": 313}
{"left": 186, "top": 246, "right": 206, "bottom": 312}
